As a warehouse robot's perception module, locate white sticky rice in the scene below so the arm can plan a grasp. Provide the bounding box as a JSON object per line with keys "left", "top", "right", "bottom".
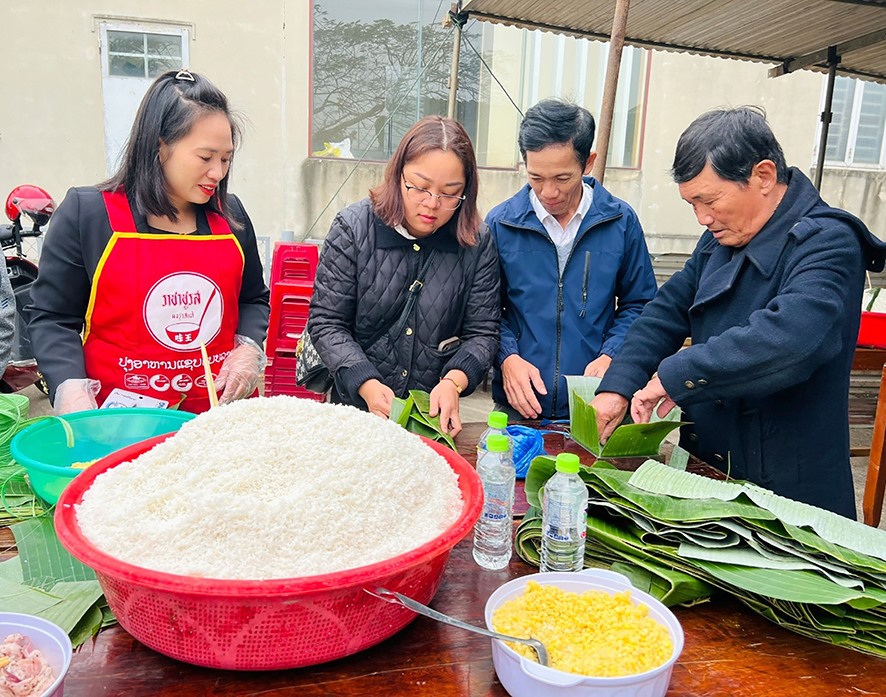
{"left": 75, "top": 396, "right": 464, "bottom": 579}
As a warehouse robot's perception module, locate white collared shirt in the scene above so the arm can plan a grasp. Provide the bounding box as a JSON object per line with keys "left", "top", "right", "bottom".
{"left": 394, "top": 224, "right": 418, "bottom": 241}
{"left": 530, "top": 182, "right": 594, "bottom": 275}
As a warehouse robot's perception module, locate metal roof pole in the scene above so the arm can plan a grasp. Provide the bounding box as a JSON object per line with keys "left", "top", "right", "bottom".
{"left": 591, "top": 0, "right": 631, "bottom": 184}
{"left": 447, "top": 3, "right": 465, "bottom": 120}
{"left": 814, "top": 47, "right": 840, "bottom": 191}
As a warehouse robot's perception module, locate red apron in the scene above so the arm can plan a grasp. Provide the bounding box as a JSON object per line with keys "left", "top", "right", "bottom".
{"left": 83, "top": 191, "right": 245, "bottom": 413}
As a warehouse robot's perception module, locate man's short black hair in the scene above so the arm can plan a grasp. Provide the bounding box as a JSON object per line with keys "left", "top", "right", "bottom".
{"left": 518, "top": 99, "right": 596, "bottom": 167}
{"left": 671, "top": 106, "right": 789, "bottom": 185}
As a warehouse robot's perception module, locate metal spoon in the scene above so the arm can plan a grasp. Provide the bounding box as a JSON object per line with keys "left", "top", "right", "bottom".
{"left": 366, "top": 587, "right": 549, "bottom": 666}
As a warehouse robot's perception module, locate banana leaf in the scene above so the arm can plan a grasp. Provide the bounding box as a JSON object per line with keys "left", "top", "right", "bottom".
{"left": 39, "top": 581, "right": 105, "bottom": 636}
{"left": 389, "top": 395, "right": 414, "bottom": 427}
{"left": 570, "top": 391, "right": 686, "bottom": 458}
{"left": 0, "top": 395, "right": 51, "bottom": 523}
{"left": 781, "top": 523, "right": 886, "bottom": 574}
{"left": 628, "top": 461, "right": 886, "bottom": 562}
{"left": 677, "top": 543, "right": 867, "bottom": 588}
{"left": 0, "top": 394, "right": 31, "bottom": 466}
{"left": 387, "top": 390, "right": 455, "bottom": 449}
{"left": 2, "top": 516, "right": 115, "bottom": 646}
{"left": 0, "top": 561, "right": 110, "bottom": 647}
{"left": 409, "top": 390, "right": 433, "bottom": 413}
{"left": 609, "top": 561, "right": 712, "bottom": 608}
{"left": 691, "top": 561, "right": 884, "bottom": 606}
{"left": 514, "top": 506, "right": 542, "bottom": 566}
{"left": 668, "top": 445, "right": 691, "bottom": 471}
{"left": 584, "top": 515, "right": 714, "bottom": 606}
{"left": 524, "top": 455, "right": 557, "bottom": 508}
{"left": 12, "top": 516, "right": 96, "bottom": 589}
{"left": 0, "top": 558, "right": 23, "bottom": 584}
{"left": 0, "top": 470, "right": 46, "bottom": 523}
{"left": 589, "top": 466, "right": 777, "bottom": 523}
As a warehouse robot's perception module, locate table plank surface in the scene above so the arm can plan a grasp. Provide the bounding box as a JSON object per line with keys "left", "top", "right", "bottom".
{"left": 6, "top": 423, "right": 886, "bottom": 696}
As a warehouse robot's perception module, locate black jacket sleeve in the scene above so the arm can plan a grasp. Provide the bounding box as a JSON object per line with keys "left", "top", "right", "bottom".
{"left": 307, "top": 213, "right": 384, "bottom": 401}
{"left": 26, "top": 187, "right": 95, "bottom": 399}
{"left": 227, "top": 195, "right": 270, "bottom": 346}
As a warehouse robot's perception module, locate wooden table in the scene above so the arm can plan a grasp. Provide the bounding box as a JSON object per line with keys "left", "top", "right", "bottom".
{"left": 9, "top": 423, "right": 886, "bottom": 696}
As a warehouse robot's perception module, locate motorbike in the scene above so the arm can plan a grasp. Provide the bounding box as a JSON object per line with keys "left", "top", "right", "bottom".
{"left": 0, "top": 184, "right": 54, "bottom": 394}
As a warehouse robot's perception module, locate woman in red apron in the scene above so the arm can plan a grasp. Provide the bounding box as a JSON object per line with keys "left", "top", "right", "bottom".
{"left": 27, "top": 70, "right": 270, "bottom": 414}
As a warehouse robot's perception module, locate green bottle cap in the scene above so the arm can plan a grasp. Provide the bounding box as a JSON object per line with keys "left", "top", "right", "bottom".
{"left": 486, "top": 434, "right": 510, "bottom": 452}
{"left": 487, "top": 411, "right": 508, "bottom": 429}
{"left": 555, "top": 452, "right": 581, "bottom": 473}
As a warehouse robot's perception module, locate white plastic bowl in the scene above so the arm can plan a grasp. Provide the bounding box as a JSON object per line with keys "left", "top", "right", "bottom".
{"left": 0, "top": 613, "right": 73, "bottom": 697}
{"left": 484, "top": 568, "right": 684, "bottom": 697}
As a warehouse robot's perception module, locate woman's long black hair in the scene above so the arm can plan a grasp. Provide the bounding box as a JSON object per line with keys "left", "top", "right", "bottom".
{"left": 100, "top": 69, "right": 242, "bottom": 228}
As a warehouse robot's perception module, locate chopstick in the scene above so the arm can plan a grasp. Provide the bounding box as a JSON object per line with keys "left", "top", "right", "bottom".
{"left": 200, "top": 342, "right": 219, "bottom": 408}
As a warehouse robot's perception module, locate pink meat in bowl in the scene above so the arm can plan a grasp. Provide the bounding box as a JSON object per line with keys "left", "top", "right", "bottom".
{"left": 0, "top": 613, "right": 72, "bottom": 697}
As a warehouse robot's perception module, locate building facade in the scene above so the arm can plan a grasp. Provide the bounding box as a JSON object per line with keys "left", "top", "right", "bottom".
{"left": 1, "top": 1, "right": 882, "bottom": 257}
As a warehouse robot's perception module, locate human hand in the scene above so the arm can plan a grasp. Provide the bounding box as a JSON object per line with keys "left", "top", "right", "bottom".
{"left": 501, "top": 354, "right": 546, "bottom": 419}
{"left": 215, "top": 335, "right": 266, "bottom": 405}
{"left": 630, "top": 376, "right": 676, "bottom": 424}
{"left": 583, "top": 354, "right": 612, "bottom": 377}
{"left": 589, "top": 391, "right": 629, "bottom": 444}
{"left": 429, "top": 371, "right": 466, "bottom": 437}
{"left": 358, "top": 379, "right": 395, "bottom": 418}
{"left": 54, "top": 378, "right": 101, "bottom": 415}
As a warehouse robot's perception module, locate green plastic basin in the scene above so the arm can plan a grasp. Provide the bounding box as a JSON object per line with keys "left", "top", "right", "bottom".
{"left": 11, "top": 408, "right": 195, "bottom": 505}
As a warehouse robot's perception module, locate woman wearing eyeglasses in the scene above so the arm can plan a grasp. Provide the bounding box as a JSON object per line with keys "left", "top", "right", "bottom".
{"left": 306, "top": 116, "right": 500, "bottom": 436}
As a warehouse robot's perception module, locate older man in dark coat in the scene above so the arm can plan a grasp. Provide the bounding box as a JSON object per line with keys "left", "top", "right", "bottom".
{"left": 592, "top": 107, "right": 886, "bottom": 517}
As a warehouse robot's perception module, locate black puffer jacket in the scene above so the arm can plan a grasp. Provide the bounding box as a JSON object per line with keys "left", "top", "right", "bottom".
{"left": 307, "top": 198, "right": 500, "bottom": 408}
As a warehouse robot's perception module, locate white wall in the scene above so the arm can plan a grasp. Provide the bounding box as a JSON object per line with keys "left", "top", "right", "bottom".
{"left": 0, "top": 0, "right": 311, "bottom": 244}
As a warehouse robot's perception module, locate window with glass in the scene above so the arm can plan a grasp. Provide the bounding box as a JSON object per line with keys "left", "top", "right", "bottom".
{"left": 106, "top": 30, "right": 184, "bottom": 78}
{"left": 311, "top": 2, "right": 649, "bottom": 168}
{"left": 819, "top": 75, "right": 886, "bottom": 168}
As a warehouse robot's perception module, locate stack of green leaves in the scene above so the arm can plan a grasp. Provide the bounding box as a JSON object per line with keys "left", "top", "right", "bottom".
{"left": 0, "top": 516, "right": 114, "bottom": 646}
{"left": 517, "top": 456, "right": 886, "bottom": 657}
{"left": 0, "top": 393, "right": 52, "bottom": 523}
{"left": 389, "top": 390, "right": 455, "bottom": 450}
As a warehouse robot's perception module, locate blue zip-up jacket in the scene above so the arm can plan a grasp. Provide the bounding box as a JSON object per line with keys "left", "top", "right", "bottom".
{"left": 486, "top": 177, "right": 657, "bottom": 418}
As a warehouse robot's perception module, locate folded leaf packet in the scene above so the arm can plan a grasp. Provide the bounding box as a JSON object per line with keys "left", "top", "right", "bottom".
{"left": 565, "top": 375, "right": 687, "bottom": 458}
{"left": 389, "top": 390, "right": 456, "bottom": 450}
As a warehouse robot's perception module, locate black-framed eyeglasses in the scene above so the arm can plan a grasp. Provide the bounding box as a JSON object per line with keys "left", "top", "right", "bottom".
{"left": 402, "top": 178, "right": 466, "bottom": 210}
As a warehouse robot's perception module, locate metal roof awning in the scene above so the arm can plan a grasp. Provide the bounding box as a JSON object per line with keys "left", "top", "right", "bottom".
{"left": 462, "top": 0, "right": 886, "bottom": 83}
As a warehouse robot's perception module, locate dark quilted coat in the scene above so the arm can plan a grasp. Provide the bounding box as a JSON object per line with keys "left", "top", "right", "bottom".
{"left": 307, "top": 198, "right": 500, "bottom": 408}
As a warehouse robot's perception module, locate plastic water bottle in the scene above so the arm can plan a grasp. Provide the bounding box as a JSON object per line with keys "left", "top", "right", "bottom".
{"left": 476, "top": 410, "right": 510, "bottom": 458}
{"left": 473, "top": 433, "right": 515, "bottom": 570}
{"left": 541, "top": 453, "right": 589, "bottom": 572}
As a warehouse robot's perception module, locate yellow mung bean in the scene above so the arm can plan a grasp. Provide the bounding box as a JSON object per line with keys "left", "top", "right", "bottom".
{"left": 491, "top": 581, "right": 673, "bottom": 677}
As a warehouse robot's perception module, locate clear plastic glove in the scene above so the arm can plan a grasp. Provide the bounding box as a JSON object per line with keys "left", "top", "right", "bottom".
{"left": 215, "top": 335, "right": 267, "bottom": 405}
{"left": 54, "top": 378, "right": 101, "bottom": 415}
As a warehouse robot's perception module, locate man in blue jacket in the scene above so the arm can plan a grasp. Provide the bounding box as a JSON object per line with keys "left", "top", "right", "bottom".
{"left": 593, "top": 106, "right": 886, "bottom": 517}
{"left": 486, "top": 99, "right": 657, "bottom": 419}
